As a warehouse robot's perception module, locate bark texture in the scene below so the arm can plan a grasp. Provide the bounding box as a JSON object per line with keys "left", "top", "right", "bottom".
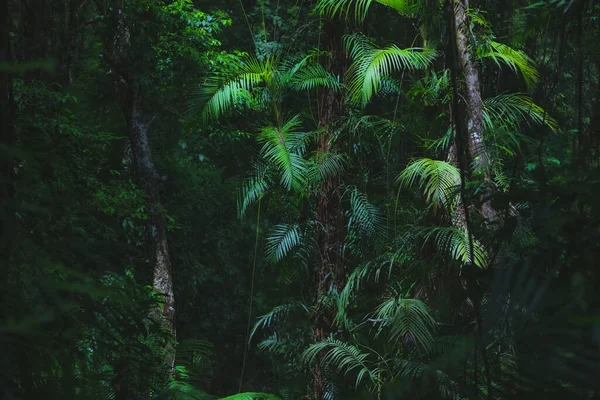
{"left": 107, "top": 6, "right": 176, "bottom": 359}
{"left": 449, "top": 0, "right": 495, "bottom": 224}
{"left": 312, "top": 18, "right": 346, "bottom": 400}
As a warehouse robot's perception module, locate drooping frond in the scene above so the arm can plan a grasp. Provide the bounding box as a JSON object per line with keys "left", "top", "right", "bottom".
{"left": 347, "top": 187, "right": 384, "bottom": 238}
{"left": 198, "top": 55, "right": 274, "bottom": 123}
{"left": 289, "top": 63, "right": 343, "bottom": 92}
{"left": 302, "top": 338, "right": 381, "bottom": 389}
{"left": 314, "top": 0, "right": 422, "bottom": 21}
{"left": 238, "top": 162, "right": 272, "bottom": 218}
{"left": 258, "top": 115, "right": 308, "bottom": 191}
{"left": 265, "top": 223, "right": 303, "bottom": 262}
{"left": 159, "top": 381, "right": 213, "bottom": 400}
{"left": 250, "top": 302, "right": 309, "bottom": 341}
{"left": 307, "top": 151, "right": 347, "bottom": 185}
{"left": 344, "top": 34, "right": 436, "bottom": 106}
{"left": 372, "top": 295, "right": 437, "bottom": 351}
{"left": 396, "top": 158, "right": 461, "bottom": 211}
{"left": 483, "top": 93, "right": 557, "bottom": 133}
{"left": 478, "top": 41, "right": 539, "bottom": 90}
{"left": 417, "top": 226, "right": 488, "bottom": 268}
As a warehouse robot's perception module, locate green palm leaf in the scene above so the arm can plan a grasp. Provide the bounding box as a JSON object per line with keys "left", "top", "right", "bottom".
{"left": 418, "top": 226, "right": 488, "bottom": 268}
{"left": 265, "top": 223, "right": 303, "bottom": 262}
{"left": 289, "top": 63, "right": 343, "bottom": 92}
{"left": 373, "top": 295, "right": 437, "bottom": 351}
{"left": 238, "top": 162, "right": 272, "bottom": 218}
{"left": 396, "top": 158, "right": 461, "bottom": 211}
{"left": 315, "top": 0, "right": 422, "bottom": 21}
{"left": 302, "top": 338, "right": 381, "bottom": 389}
{"left": 198, "top": 56, "right": 274, "bottom": 123}
{"left": 345, "top": 34, "right": 436, "bottom": 106}
{"left": 478, "top": 41, "right": 539, "bottom": 90}
{"left": 258, "top": 115, "right": 308, "bottom": 191}
{"left": 483, "top": 93, "right": 557, "bottom": 133}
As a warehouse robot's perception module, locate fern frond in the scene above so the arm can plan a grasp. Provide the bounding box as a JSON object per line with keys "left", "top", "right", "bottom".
{"left": 265, "top": 224, "right": 303, "bottom": 262}
{"left": 307, "top": 151, "right": 347, "bottom": 185}
{"left": 396, "top": 158, "right": 461, "bottom": 211}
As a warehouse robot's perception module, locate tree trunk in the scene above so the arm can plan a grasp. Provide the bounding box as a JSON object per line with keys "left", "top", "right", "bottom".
{"left": 312, "top": 17, "right": 346, "bottom": 400}
{"left": 448, "top": 0, "right": 495, "bottom": 224}
{"left": 107, "top": 5, "right": 176, "bottom": 367}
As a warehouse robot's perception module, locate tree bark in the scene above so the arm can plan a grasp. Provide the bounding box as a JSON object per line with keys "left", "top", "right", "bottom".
{"left": 312, "top": 17, "right": 346, "bottom": 400}
{"left": 449, "top": 0, "right": 495, "bottom": 224}
{"left": 107, "top": 5, "right": 176, "bottom": 366}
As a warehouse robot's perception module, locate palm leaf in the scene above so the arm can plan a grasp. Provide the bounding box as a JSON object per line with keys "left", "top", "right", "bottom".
{"left": 345, "top": 34, "right": 436, "bottom": 106}
{"left": 238, "top": 162, "right": 272, "bottom": 218}
{"left": 315, "top": 0, "right": 422, "bottom": 21}
{"left": 478, "top": 41, "right": 539, "bottom": 90}
{"left": 418, "top": 226, "right": 488, "bottom": 268}
{"left": 372, "top": 295, "right": 437, "bottom": 351}
{"left": 347, "top": 187, "right": 384, "bottom": 238}
{"left": 198, "top": 56, "right": 274, "bottom": 123}
{"left": 302, "top": 338, "right": 381, "bottom": 389}
{"left": 265, "top": 223, "right": 303, "bottom": 262}
{"left": 483, "top": 93, "right": 557, "bottom": 133}
{"left": 396, "top": 158, "right": 461, "bottom": 211}
{"left": 258, "top": 115, "right": 308, "bottom": 191}
{"left": 289, "top": 63, "right": 343, "bottom": 92}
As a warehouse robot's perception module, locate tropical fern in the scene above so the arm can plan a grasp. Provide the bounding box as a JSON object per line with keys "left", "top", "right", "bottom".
{"left": 250, "top": 302, "right": 309, "bottom": 341}
{"left": 288, "top": 63, "right": 343, "bottom": 92}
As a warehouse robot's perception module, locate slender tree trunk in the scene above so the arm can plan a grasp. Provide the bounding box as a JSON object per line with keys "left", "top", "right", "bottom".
{"left": 448, "top": 0, "right": 496, "bottom": 224}
{"left": 107, "top": 5, "right": 176, "bottom": 367}
{"left": 312, "top": 17, "right": 346, "bottom": 400}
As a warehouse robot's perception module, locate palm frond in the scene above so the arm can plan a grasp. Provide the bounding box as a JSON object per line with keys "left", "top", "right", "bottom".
{"left": 314, "top": 0, "right": 421, "bottom": 21}
{"left": 345, "top": 34, "right": 436, "bottom": 106}
{"left": 265, "top": 223, "right": 303, "bottom": 262}
{"left": 478, "top": 41, "right": 539, "bottom": 90}
{"left": 259, "top": 115, "right": 308, "bottom": 191}
{"left": 238, "top": 162, "right": 272, "bottom": 218}
{"left": 347, "top": 187, "right": 384, "bottom": 238}
{"left": 483, "top": 93, "right": 557, "bottom": 133}
{"left": 289, "top": 63, "right": 343, "bottom": 92}
{"left": 307, "top": 151, "right": 347, "bottom": 185}
{"left": 250, "top": 302, "right": 309, "bottom": 341}
{"left": 396, "top": 158, "right": 461, "bottom": 211}
{"left": 302, "top": 338, "right": 381, "bottom": 389}
{"left": 198, "top": 56, "right": 273, "bottom": 123}
{"left": 418, "top": 226, "right": 488, "bottom": 268}
{"left": 372, "top": 295, "right": 437, "bottom": 351}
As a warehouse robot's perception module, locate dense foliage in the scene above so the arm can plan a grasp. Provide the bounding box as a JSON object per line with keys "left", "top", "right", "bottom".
{"left": 1, "top": 0, "right": 599, "bottom": 399}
